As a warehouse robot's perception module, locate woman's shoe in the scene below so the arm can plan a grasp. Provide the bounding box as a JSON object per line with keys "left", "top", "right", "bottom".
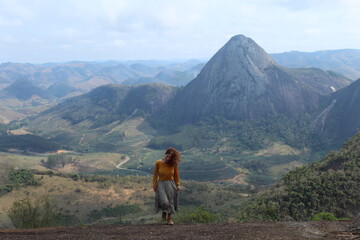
{"left": 167, "top": 218, "right": 174, "bottom": 225}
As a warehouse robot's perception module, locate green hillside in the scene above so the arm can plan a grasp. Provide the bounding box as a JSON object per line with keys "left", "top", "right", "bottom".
{"left": 17, "top": 84, "right": 175, "bottom": 153}
{"left": 238, "top": 131, "right": 360, "bottom": 221}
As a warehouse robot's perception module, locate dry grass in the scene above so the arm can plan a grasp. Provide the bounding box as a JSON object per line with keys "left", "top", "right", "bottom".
{"left": 0, "top": 152, "right": 46, "bottom": 171}
{"left": 254, "top": 142, "right": 301, "bottom": 156}
{"left": 268, "top": 161, "right": 304, "bottom": 176}
{"left": 0, "top": 170, "right": 249, "bottom": 228}
{"left": 71, "top": 152, "right": 125, "bottom": 172}
{"left": 0, "top": 174, "right": 154, "bottom": 227}
{"left": 0, "top": 152, "right": 132, "bottom": 174}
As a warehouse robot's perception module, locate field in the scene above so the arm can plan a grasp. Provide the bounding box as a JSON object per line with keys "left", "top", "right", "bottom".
{"left": 0, "top": 152, "right": 47, "bottom": 171}
{"left": 0, "top": 138, "right": 312, "bottom": 187}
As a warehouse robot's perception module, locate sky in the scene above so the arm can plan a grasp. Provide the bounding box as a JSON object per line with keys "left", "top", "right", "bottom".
{"left": 1, "top": 0, "right": 360, "bottom": 63}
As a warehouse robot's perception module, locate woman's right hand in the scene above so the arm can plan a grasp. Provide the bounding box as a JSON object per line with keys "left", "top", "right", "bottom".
{"left": 153, "top": 186, "right": 157, "bottom": 192}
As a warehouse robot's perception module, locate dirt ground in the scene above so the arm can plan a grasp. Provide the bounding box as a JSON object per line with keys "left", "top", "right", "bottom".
{"left": 0, "top": 221, "right": 359, "bottom": 240}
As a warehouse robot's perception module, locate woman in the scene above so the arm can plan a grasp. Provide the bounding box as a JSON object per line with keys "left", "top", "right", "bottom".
{"left": 152, "top": 147, "right": 181, "bottom": 225}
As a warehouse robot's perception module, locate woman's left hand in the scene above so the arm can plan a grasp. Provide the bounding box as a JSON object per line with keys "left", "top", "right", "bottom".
{"left": 177, "top": 185, "right": 181, "bottom": 192}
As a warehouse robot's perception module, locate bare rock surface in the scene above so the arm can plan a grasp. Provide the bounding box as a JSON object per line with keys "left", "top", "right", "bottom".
{"left": 0, "top": 221, "right": 357, "bottom": 240}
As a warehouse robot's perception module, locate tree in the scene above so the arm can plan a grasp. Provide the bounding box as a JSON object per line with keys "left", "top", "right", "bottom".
{"left": 44, "top": 154, "right": 78, "bottom": 169}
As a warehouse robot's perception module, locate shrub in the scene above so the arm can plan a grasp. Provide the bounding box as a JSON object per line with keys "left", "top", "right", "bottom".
{"left": 8, "top": 169, "right": 40, "bottom": 188}
{"left": 175, "top": 206, "right": 218, "bottom": 223}
{"left": 312, "top": 212, "right": 338, "bottom": 221}
{"left": 8, "top": 196, "right": 62, "bottom": 229}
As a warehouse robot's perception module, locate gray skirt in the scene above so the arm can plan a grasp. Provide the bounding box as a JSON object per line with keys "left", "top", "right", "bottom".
{"left": 155, "top": 180, "right": 179, "bottom": 214}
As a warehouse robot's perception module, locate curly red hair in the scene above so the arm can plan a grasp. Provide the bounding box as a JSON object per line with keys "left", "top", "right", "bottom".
{"left": 165, "top": 147, "right": 181, "bottom": 167}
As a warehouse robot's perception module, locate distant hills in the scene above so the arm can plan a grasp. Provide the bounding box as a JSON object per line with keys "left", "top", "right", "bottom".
{"left": 122, "top": 70, "right": 195, "bottom": 86}
{"left": 0, "top": 60, "right": 203, "bottom": 124}
{"left": 45, "top": 83, "right": 176, "bottom": 126}
{"left": 16, "top": 34, "right": 359, "bottom": 155}
{"left": 0, "top": 60, "right": 203, "bottom": 96}
{"left": 271, "top": 49, "right": 360, "bottom": 80}
{"left": 2, "top": 78, "right": 48, "bottom": 100}
{"left": 1, "top": 78, "right": 78, "bottom": 100}
{"left": 23, "top": 84, "right": 175, "bottom": 152}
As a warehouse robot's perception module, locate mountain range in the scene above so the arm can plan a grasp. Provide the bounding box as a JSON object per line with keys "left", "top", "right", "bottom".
{"left": 0, "top": 60, "right": 202, "bottom": 97}
{"left": 0, "top": 60, "right": 203, "bottom": 123}
{"left": 9, "top": 34, "right": 357, "bottom": 154}
{"left": 271, "top": 49, "right": 360, "bottom": 80}
{"left": 2, "top": 48, "right": 360, "bottom": 104}
{"left": 0, "top": 34, "right": 359, "bottom": 188}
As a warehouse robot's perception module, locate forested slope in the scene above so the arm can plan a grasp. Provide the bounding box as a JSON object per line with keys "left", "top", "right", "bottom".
{"left": 240, "top": 131, "right": 360, "bottom": 221}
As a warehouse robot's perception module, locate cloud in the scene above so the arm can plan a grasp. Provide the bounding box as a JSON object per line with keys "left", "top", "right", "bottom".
{"left": 1, "top": 34, "right": 18, "bottom": 43}
{"left": 99, "top": 0, "right": 129, "bottom": 25}
{"left": 0, "top": 16, "right": 22, "bottom": 26}
{"left": 53, "top": 28, "right": 79, "bottom": 39}
{"left": 1, "top": 0, "right": 360, "bottom": 63}
{"left": 113, "top": 39, "right": 126, "bottom": 48}
{"left": 0, "top": 0, "right": 34, "bottom": 27}
{"left": 60, "top": 44, "right": 72, "bottom": 50}
{"left": 0, "top": 0, "right": 33, "bottom": 27}
{"left": 305, "top": 28, "right": 321, "bottom": 37}
{"left": 151, "top": 2, "right": 201, "bottom": 30}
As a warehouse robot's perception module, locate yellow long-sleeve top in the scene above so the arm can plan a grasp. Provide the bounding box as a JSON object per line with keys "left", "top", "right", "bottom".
{"left": 152, "top": 160, "right": 180, "bottom": 187}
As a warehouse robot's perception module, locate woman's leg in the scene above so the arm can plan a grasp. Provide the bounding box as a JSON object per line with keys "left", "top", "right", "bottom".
{"left": 162, "top": 212, "right": 167, "bottom": 220}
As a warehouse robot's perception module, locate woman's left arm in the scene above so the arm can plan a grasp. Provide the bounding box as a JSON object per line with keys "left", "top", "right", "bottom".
{"left": 174, "top": 165, "right": 181, "bottom": 191}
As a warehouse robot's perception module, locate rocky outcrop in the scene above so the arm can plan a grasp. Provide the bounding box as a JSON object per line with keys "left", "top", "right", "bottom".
{"left": 172, "top": 35, "right": 320, "bottom": 123}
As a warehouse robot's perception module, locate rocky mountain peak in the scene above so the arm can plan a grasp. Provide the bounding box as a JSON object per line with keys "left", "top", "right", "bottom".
{"left": 190, "top": 34, "right": 278, "bottom": 100}
{"left": 224, "top": 34, "right": 276, "bottom": 70}
{"left": 171, "top": 34, "right": 320, "bottom": 123}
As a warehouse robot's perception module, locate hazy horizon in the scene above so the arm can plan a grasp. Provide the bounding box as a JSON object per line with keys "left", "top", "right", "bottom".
{"left": 1, "top": 0, "right": 360, "bottom": 64}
